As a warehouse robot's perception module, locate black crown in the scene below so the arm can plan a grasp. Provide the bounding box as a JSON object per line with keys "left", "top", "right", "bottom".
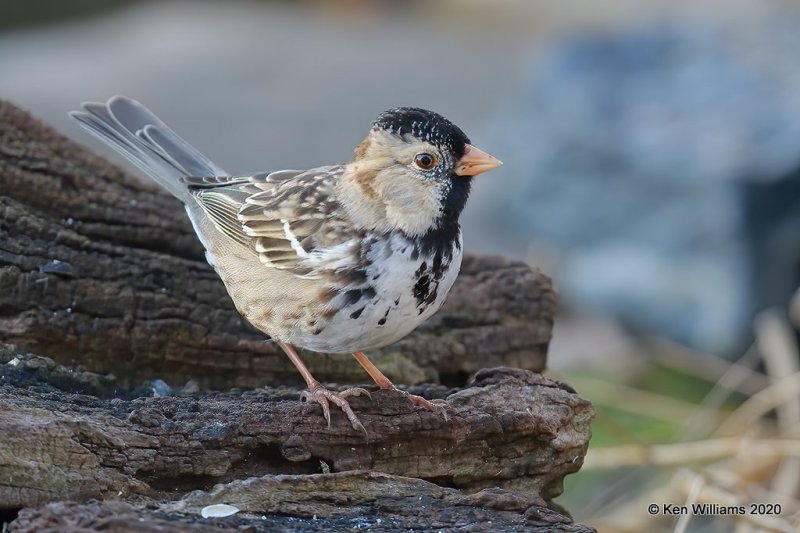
{"left": 373, "top": 107, "right": 469, "bottom": 158}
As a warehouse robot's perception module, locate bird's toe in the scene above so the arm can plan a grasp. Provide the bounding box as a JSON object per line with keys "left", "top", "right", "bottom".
{"left": 302, "top": 385, "right": 367, "bottom": 434}
{"left": 401, "top": 391, "right": 450, "bottom": 422}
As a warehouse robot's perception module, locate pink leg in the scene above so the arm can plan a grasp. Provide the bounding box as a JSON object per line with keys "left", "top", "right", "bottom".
{"left": 278, "top": 341, "right": 370, "bottom": 433}
{"left": 352, "top": 351, "right": 448, "bottom": 421}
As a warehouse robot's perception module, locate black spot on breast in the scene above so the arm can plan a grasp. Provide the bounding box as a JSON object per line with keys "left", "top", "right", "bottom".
{"left": 378, "top": 317, "right": 387, "bottom": 325}
{"left": 394, "top": 297, "right": 400, "bottom": 306}
{"left": 342, "top": 286, "right": 376, "bottom": 319}
{"left": 431, "top": 254, "right": 445, "bottom": 281}
{"left": 413, "top": 275, "right": 431, "bottom": 307}
{"left": 427, "top": 286, "right": 438, "bottom": 305}
{"left": 343, "top": 289, "right": 362, "bottom": 306}
{"left": 339, "top": 268, "right": 367, "bottom": 285}
{"left": 343, "top": 286, "right": 376, "bottom": 307}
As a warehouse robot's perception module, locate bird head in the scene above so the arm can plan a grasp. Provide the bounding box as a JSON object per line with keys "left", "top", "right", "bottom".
{"left": 341, "top": 107, "right": 502, "bottom": 236}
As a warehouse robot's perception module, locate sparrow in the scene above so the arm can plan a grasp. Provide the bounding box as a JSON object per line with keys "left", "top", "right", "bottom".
{"left": 70, "top": 96, "right": 502, "bottom": 433}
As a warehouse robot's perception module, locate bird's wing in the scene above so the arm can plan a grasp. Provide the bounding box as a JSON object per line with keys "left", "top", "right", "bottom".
{"left": 185, "top": 166, "right": 361, "bottom": 276}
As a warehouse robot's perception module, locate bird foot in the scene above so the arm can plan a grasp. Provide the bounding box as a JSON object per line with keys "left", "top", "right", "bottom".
{"left": 300, "top": 384, "right": 371, "bottom": 434}
{"left": 394, "top": 389, "right": 449, "bottom": 422}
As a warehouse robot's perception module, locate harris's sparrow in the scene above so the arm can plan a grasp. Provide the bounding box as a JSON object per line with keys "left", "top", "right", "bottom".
{"left": 70, "top": 96, "right": 502, "bottom": 432}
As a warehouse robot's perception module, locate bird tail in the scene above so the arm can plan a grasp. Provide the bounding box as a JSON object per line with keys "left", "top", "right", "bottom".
{"left": 69, "top": 95, "right": 227, "bottom": 203}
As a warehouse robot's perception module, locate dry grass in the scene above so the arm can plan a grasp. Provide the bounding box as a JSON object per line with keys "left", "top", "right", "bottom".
{"left": 559, "top": 291, "right": 800, "bottom": 532}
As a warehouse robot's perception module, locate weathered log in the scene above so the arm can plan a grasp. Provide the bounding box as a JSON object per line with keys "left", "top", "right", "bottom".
{"left": 0, "top": 346, "right": 594, "bottom": 531}
{"left": 0, "top": 347, "right": 591, "bottom": 505}
{"left": 9, "top": 488, "right": 595, "bottom": 532}
{"left": 0, "top": 100, "right": 555, "bottom": 390}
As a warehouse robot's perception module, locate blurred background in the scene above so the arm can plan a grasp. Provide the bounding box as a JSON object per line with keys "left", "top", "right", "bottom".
{"left": 2, "top": 1, "right": 799, "bottom": 531}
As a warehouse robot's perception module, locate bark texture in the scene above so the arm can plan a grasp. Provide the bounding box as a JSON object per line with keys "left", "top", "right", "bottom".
{"left": 1, "top": 346, "right": 593, "bottom": 532}
{"left": 0, "top": 100, "right": 555, "bottom": 390}
{"left": 9, "top": 494, "right": 595, "bottom": 532}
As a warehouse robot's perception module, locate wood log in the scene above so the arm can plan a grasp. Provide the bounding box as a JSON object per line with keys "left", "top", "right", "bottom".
{"left": 8, "top": 490, "right": 595, "bottom": 532}
{"left": 0, "top": 346, "right": 594, "bottom": 532}
{"left": 0, "top": 100, "right": 556, "bottom": 390}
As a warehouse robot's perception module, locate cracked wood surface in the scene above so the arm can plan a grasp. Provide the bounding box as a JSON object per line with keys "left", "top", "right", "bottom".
{"left": 0, "top": 348, "right": 594, "bottom": 531}
{"left": 0, "top": 100, "right": 556, "bottom": 390}
{"left": 9, "top": 485, "right": 595, "bottom": 532}
{"left": 0, "top": 352, "right": 591, "bottom": 508}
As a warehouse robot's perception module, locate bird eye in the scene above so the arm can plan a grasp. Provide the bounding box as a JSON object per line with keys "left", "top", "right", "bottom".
{"left": 413, "top": 152, "right": 437, "bottom": 170}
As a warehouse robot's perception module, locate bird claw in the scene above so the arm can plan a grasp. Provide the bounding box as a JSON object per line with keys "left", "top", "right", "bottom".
{"left": 340, "top": 387, "right": 372, "bottom": 400}
{"left": 300, "top": 385, "right": 369, "bottom": 434}
{"left": 397, "top": 390, "right": 450, "bottom": 422}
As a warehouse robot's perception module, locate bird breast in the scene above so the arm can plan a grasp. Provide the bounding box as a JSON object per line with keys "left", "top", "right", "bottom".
{"left": 288, "top": 231, "right": 463, "bottom": 353}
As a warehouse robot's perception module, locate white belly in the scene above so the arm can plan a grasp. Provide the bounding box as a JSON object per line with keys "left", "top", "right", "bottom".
{"left": 193, "top": 201, "right": 464, "bottom": 355}
{"left": 290, "top": 232, "right": 463, "bottom": 353}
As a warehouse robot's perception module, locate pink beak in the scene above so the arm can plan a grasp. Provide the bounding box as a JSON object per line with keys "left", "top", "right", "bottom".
{"left": 454, "top": 144, "right": 503, "bottom": 176}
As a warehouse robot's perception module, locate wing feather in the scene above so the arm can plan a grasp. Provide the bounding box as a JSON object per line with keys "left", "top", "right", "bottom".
{"left": 194, "top": 190, "right": 250, "bottom": 247}
{"left": 187, "top": 166, "right": 360, "bottom": 275}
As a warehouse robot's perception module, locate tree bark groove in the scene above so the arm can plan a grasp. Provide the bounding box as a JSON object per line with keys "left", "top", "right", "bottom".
{"left": 1, "top": 347, "right": 593, "bottom": 531}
